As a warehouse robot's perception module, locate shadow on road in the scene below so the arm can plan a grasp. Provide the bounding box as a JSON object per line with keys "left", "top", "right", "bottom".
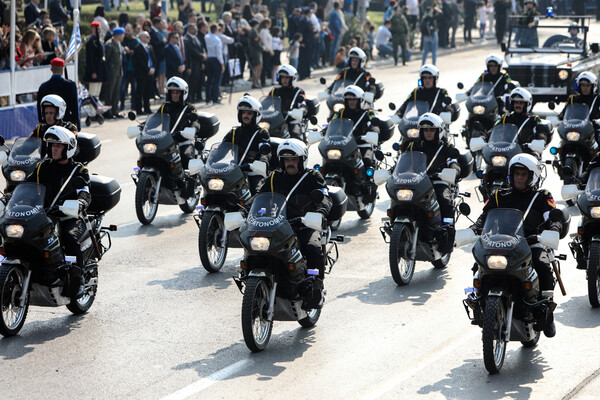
{"left": 147, "top": 266, "right": 234, "bottom": 291}
{"left": 554, "top": 295, "right": 600, "bottom": 329}
{"left": 111, "top": 213, "right": 190, "bottom": 238}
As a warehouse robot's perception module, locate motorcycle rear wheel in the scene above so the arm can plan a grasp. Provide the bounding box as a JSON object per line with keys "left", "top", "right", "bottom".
{"left": 0, "top": 265, "right": 29, "bottom": 337}
{"left": 389, "top": 223, "right": 415, "bottom": 286}
{"left": 66, "top": 265, "right": 98, "bottom": 315}
{"left": 241, "top": 277, "right": 273, "bottom": 352}
{"left": 135, "top": 171, "right": 159, "bottom": 225}
{"left": 587, "top": 241, "right": 600, "bottom": 308}
{"left": 298, "top": 308, "right": 321, "bottom": 328}
{"left": 179, "top": 176, "right": 201, "bottom": 214}
{"left": 482, "top": 296, "right": 507, "bottom": 374}
{"left": 198, "top": 211, "right": 228, "bottom": 273}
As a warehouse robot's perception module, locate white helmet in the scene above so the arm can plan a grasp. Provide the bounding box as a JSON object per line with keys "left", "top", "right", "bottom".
{"left": 508, "top": 153, "right": 541, "bottom": 189}
{"left": 576, "top": 71, "right": 597, "bottom": 92}
{"left": 524, "top": 0, "right": 536, "bottom": 5}
{"left": 166, "top": 76, "right": 189, "bottom": 101}
{"left": 277, "top": 64, "right": 297, "bottom": 84}
{"left": 419, "top": 64, "right": 439, "bottom": 85}
{"left": 485, "top": 53, "right": 503, "bottom": 67}
{"left": 237, "top": 94, "right": 262, "bottom": 124}
{"left": 509, "top": 87, "right": 533, "bottom": 113}
{"left": 347, "top": 47, "right": 367, "bottom": 69}
{"left": 343, "top": 85, "right": 364, "bottom": 108}
{"left": 418, "top": 112, "right": 447, "bottom": 141}
{"left": 41, "top": 94, "right": 66, "bottom": 121}
{"left": 44, "top": 125, "right": 78, "bottom": 159}
{"left": 277, "top": 138, "right": 308, "bottom": 169}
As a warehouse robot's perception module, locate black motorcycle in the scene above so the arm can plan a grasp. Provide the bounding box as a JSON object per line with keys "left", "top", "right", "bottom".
{"left": 457, "top": 208, "right": 566, "bottom": 373}
{"left": 318, "top": 78, "right": 384, "bottom": 118}
{"left": 389, "top": 100, "right": 430, "bottom": 147}
{"left": 230, "top": 191, "right": 346, "bottom": 352}
{"left": 258, "top": 96, "right": 289, "bottom": 139}
{"left": 127, "top": 112, "right": 219, "bottom": 225}
{"left": 0, "top": 177, "right": 120, "bottom": 336}
{"left": 379, "top": 151, "right": 472, "bottom": 285}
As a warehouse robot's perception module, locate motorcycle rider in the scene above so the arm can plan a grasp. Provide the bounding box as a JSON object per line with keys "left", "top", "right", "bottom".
{"left": 327, "top": 47, "right": 377, "bottom": 97}
{"left": 27, "top": 126, "right": 91, "bottom": 299}
{"left": 31, "top": 95, "right": 78, "bottom": 139}
{"left": 266, "top": 65, "right": 308, "bottom": 140}
{"left": 470, "top": 153, "right": 562, "bottom": 337}
{"left": 466, "top": 54, "right": 515, "bottom": 114}
{"left": 329, "top": 84, "right": 380, "bottom": 203}
{"left": 396, "top": 64, "right": 459, "bottom": 121}
{"left": 222, "top": 94, "right": 271, "bottom": 195}
{"left": 259, "top": 138, "right": 332, "bottom": 309}
{"left": 558, "top": 71, "right": 600, "bottom": 122}
{"left": 405, "top": 113, "right": 461, "bottom": 254}
{"left": 495, "top": 87, "right": 550, "bottom": 158}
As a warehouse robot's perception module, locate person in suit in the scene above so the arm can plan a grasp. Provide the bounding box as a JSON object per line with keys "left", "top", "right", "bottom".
{"left": 133, "top": 31, "right": 156, "bottom": 114}
{"left": 165, "top": 30, "right": 185, "bottom": 79}
{"left": 49, "top": 0, "right": 69, "bottom": 27}
{"left": 37, "top": 58, "right": 80, "bottom": 131}
{"left": 102, "top": 27, "right": 125, "bottom": 119}
{"left": 24, "top": 0, "right": 41, "bottom": 26}
{"left": 183, "top": 23, "right": 205, "bottom": 102}
{"left": 83, "top": 21, "right": 107, "bottom": 98}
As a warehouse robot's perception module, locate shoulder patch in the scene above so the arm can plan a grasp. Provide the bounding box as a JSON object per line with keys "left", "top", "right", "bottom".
{"left": 547, "top": 197, "right": 556, "bottom": 208}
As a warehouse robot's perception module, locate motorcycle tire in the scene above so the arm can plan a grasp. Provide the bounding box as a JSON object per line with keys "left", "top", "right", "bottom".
{"left": 241, "top": 277, "right": 273, "bottom": 352}
{"left": 389, "top": 223, "right": 416, "bottom": 286}
{"left": 520, "top": 331, "right": 540, "bottom": 348}
{"left": 587, "top": 241, "right": 600, "bottom": 308}
{"left": 298, "top": 308, "right": 321, "bottom": 328}
{"left": 179, "top": 176, "right": 201, "bottom": 214}
{"left": 66, "top": 265, "right": 98, "bottom": 315}
{"left": 198, "top": 211, "right": 228, "bottom": 273}
{"left": 432, "top": 253, "right": 451, "bottom": 269}
{"left": 482, "top": 296, "right": 507, "bottom": 374}
{"left": 135, "top": 171, "right": 159, "bottom": 225}
{"left": 357, "top": 200, "right": 375, "bottom": 220}
{"left": 0, "top": 265, "right": 29, "bottom": 337}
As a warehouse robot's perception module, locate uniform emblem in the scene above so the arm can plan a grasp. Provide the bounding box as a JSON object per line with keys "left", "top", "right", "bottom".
{"left": 547, "top": 198, "right": 556, "bottom": 208}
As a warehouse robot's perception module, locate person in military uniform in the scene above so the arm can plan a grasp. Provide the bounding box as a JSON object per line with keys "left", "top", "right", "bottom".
{"left": 390, "top": 6, "right": 409, "bottom": 66}
{"left": 327, "top": 47, "right": 377, "bottom": 96}
{"left": 470, "top": 153, "right": 563, "bottom": 338}
{"left": 101, "top": 26, "right": 125, "bottom": 119}
{"left": 259, "top": 138, "right": 331, "bottom": 309}
{"left": 37, "top": 58, "right": 80, "bottom": 131}
{"left": 83, "top": 20, "right": 107, "bottom": 98}
{"left": 266, "top": 64, "right": 307, "bottom": 140}
{"left": 558, "top": 71, "right": 600, "bottom": 122}
{"left": 222, "top": 94, "right": 272, "bottom": 195}
{"left": 406, "top": 113, "right": 461, "bottom": 254}
{"left": 466, "top": 53, "right": 515, "bottom": 114}
{"left": 517, "top": 0, "right": 540, "bottom": 48}
{"left": 27, "top": 126, "right": 91, "bottom": 299}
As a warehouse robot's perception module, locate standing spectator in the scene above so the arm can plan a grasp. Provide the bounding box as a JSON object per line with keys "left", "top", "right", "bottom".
{"left": 478, "top": 1, "right": 492, "bottom": 40}
{"left": 242, "top": 4, "right": 254, "bottom": 22}
{"left": 391, "top": 7, "right": 409, "bottom": 65}
{"left": 50, "top": 0, "right": 69, "bottom": 27}
{"left": 273, "top": 8, "right": 285, "bottom": 39}
{"left": 120, "top": 23, "right": 138, "bottom": 112}
{"left": 84, "top": 21, "right": 107, "bottom": 98}
{"left": 406, "top": 0, "right": 419, "bottom": 47}
{"left": 420, "top": 5, "right": 440, "bottom": 65}
{"left": 328, "top": 2, "right": 342, "bottom": 66}
{"left": 271, "top": 25, "right": 282, "bottom": 81}
{"left": 308, "top": 3, "right": 321, "bottom": 69}
{"left": 102, "top": 27, "right": 124, "bottom": 119}
{"left": 384, "top": 0, "right": 397, "bottom": 22}
{"left": 247, "top": 19, "right": 264, "bottom": 88}
{"left": 184, "top": 23, "right": 205, "bottom": 102}
{"left": 449, "top": 0, "right": 460, "bottom": 48}
{"left": 439, "top": 0, "right": 452, "bottom": 48}
{"left": 198, "top": 22, "right": 209, "bottom": 101}
{"left": 258, "top": 19, "right": 273, "bottom": 86}
{"left": 93, "top": 6, "right": 109, "bottom": 38}
{"left": 178, "top": 0, "right": 193, "bottom": 24}
{"left": 25, "top": 0, "right": 41, "bottom": 26}
{"left": 118, "top": 12, "right": 129, "bottom": 27}
{"left": 37, "top": 58, "right": 80, "bottom": 130}
{"left": 494, "top": 0, "right": 510, "bottom": 44}
{"left": 165, "top": 31, "right": 186, "bottom": 79}
{"left": 464, "top": 0, "right": 477, "bottom": 43}
{"left": 297, "top": 7, "right": 314, "bottom": 80}
{"left": 221, "top": 13, "right": 236, "bottom": 86}
{"left": 217, "top": 22, "right": 234, "bottom": 98}
{"left": 133, "top": 31, "right": 156, "bottom": 114}
{"left": 288, "top": 32, "right": 302, "bottom": 70}
{"left": 41, "top": 27, "right": 59, "bottom": 65}
{"left": 287, "top": 7, "right": 301, "bottom": 41}
{"left": 149, "top": 18, "right": 166, "bottom": 96}
{"left": 205, "top": 23, "right": 224, "bottom": 104}
{"left": 376, "top": 20, "right": 394, "bottom": 58}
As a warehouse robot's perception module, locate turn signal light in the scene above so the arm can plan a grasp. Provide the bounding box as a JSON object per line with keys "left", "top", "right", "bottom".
{"left": 288, "top": 263, "right": 296, "bottom": 271}
{"left": 592, "top": 149, "right": 596, "bottom": 155}
{"left": 473, "top": 279, "right": 481, "bottom": 289}
{"left": 387, "top": 209, "right": 392, "bottom": 217}
{"left": 137, "top": 160, "right": 142, "bottom": 167}
{"left": 578, "top": 226, "right": 584, "bottom": 235}
{"left": 44, "top": 251, "right": 50, "bottom": 259}
{"left": 240, "top": 261, "right": 247, "bottom": 270}
{"left": 239, "top": 200, "right": 245, "bottom": 207}
{"left": 524, "top": 281, "right": 533, "bottom": 291}
{"left": 201, "top": 198, "right": 207, "bottom": 206}
{"left": 353, "top": 168, "right": 359, "bottom": 175}
{"left": 170, "top": 162, "right": 175, "bottom": 168}
{"left": 482, "top": 174, "right": 488, "bottom": 181}
{"left": 427, "top": 211, "right": 435, "bottom": 218}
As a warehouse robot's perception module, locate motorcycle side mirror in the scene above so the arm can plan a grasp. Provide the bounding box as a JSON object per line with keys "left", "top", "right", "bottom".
{"left": 374, "top": 150, "right": 385, "bottom": 161}
{"left": 459, "top": 202, "right": 471, "bottom": 216}
{"left": 259, "top": 143, "right": 271, "bottom": 155}
{"left": 188, "top": 113, "right": 198, "bottom": 121}
{"left": 549, "top": 208, "right": 564, "bottom": 222}
{"left": 371, "top": 117, "right": 381, "bottom": 126}
{"left": 310, "top": 189, "right": 325, "bottom": 203}
{"left": 128, "top": 111, "right": 137, "bottom": 121}
{"left": 457, "top": 82, "right": 464, "bottom": 90}
{"left": 309, "top": 116, "right": 319, "bottom": 125}
{"left": 389, "top": 102, "right": 396, "bottom": 111}
{"left": 319, "top": 77, "right": 326, "bottom": 85}
{"left": 443, "top": 97, "right": 452, "bottom": 106}
{"left": 0, "top": 136, "right": 4, "bottom": 146}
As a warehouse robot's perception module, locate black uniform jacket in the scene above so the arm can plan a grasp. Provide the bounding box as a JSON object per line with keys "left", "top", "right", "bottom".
{"left": 397, "top": 86, "right": 453, "bottom": 118}
{"left": 328, "top": 67, "right": 374, "bottom": 93}
{"left": 222, "top": 124, "right": 271, "bottom": 165}
{"left": 27, "top": 159, "right": 91, "bottom": 209}
{"left": 157, "top": 101, "right": 200, "bottom": 142}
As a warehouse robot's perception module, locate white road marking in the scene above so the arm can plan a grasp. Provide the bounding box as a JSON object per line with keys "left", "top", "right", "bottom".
{"left": 161, "top": 359, "right": 252, "bottom": 400}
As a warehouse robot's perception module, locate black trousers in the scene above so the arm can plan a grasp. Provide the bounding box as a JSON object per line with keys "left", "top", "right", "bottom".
{"left": 532, "top": 247, "right": 554, "bottom": 291}
{"left": 296, "top": 227, "right": 323, "bottom": 272}
{"left": 434, "top": 183, "right": 454, "bottom": 222}
{"left": 60, "top": 218, "right": 86, "bottom": 269}
{"left": 134, "top": 73, "right": 154, "bottom": 113}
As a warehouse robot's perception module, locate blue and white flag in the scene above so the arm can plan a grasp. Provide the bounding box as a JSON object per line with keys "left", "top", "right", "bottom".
{"left": 65, "top": 19, "right": 82, "bottom": 62}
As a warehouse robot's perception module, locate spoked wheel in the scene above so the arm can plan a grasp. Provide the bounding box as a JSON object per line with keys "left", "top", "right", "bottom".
{"left": 66, "top": 265, "right": 98, "bottom": 315}
{"left": 389, "top": 223, "right": 415, "bottom": 286}
{"left": 482, "top": 296, "right": 508, "bottom": 374}
{"left": 179, "top": 176, "right": 201, "bottom": 213}
{"left": 299, "top": 308, "right": 321, "bottom": 328}
{"left": 135, "top": 171, "right": 159, "bottom": 225}
{"left": 198, "top": 211, "right": 228, "bottom": 273}
{"left": 0, "top": 265, "right": 29, "bottom": 337}
{"left": 432, "top": 252, "right": 451, "bottom": 269}
{"left": 241, "top": 277, "right": 273, "bottom": 352}
{"left": 587, "top": 242, "right": 600, "bottom": 308}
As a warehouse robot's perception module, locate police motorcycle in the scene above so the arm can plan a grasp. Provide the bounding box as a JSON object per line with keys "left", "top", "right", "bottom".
{"left": 258, "top": 95, "right": 321, "bottom": 143}
{"left": 317, "top": 77, "right": 385, "bottom": 119}
{"left": 388, "top": 100, "right": 430, "bottom": 147}
{"left": 227, "top": 190, "right": 346, "bottom": 352}
{"left": 378, "top": 150, "right": 472, "bottom": 285}
{"left": 455, "top": 208, "right": 568, "bottom": 373}
{"left": 126, "top": 111, "right": 219, "bottom": 225}
{"left": 194, "top": 141, "right": 270, "bottom": 273}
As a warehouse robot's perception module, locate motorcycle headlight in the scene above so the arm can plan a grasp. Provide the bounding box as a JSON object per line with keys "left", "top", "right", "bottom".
{"left": 258, "top": 121, "right": 271, "bottom": 130}
{"left": 591, "top": 207, "right": 600, "bottom": 219}
{"left": 333, "top": 103, "right": 344, "bottom": 112}
{"left": 208, "top": 179, "right": 224, "bottom": 191}
{"left": 6, "top": 224, "right": 24, "bottom": 239}
{"left": 396, "top": 189, "right": 413, "bottom": 201}
{"left": 473, "top": 105, "right": 485, "bottom": 114}
{"left": 491, "top": 156, "right": 507, "bottom": 167}
{"left": 327, "top": 149, "right": 342, "bottom": 160}
{"left": 250, "top": 237, "right": 270, "bottom": 251}
{"left": 558, "top": 69, "right": 569, "bottom": 81}
{"left": 143, "top": 143, "right": 157, "bottom": 154}
{"left": 407, "top": 128, "right": 419, "bottom": 138}
{"left": 487, "top": 255, "right": 508, "bottom": 270}
{"left": 567, "top": 131, "right": 580, "bottom": 141}
{"left": 9, "top": 170, "right": 26, "bottom": 182}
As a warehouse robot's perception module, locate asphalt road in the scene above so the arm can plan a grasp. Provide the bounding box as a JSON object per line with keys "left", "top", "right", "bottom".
{"left": 2, "top": 42, "right": 600, "bottom": 400}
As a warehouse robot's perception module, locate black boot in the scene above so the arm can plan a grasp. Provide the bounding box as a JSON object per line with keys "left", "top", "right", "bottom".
{"left": 361, "top": 181, "right": 377, "bottom": 203}
{"left": 66, "top": 265, "right": 85, "bottom": 299}
{"left": 302, "top": 277, "right": 324, "bottom": 310}
{"left": 436, "top": 225, "right": 455, "bottom": 254}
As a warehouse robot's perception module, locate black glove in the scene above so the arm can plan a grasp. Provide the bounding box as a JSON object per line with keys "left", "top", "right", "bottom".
{"left": 526, "top": 235, "right": 539, "bottom": 245}
{"left": 78, "top": 199, "right": 88, "bottom": 214}
{"left": 240, "top": 163, "right": 252, "bottom": 172}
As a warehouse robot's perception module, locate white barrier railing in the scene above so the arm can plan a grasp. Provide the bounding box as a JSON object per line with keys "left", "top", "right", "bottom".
{"left": 0, "top": 64, "right": 76, "bottom": 98}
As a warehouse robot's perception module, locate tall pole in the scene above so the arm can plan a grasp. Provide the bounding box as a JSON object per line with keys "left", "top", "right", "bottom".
{"left": 357, "top": 0, "right": 367, "bottom": 22}
{"left": 9, "top": 0, "right": 16, "bottom": 106}
{"left": 73, "top": 0, "right": 79, "bottom": 86}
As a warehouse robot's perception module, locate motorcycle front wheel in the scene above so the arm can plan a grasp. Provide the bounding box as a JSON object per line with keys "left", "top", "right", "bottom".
{"left": 135, "top": 171, "right": 159, "bottom": 225}
{"left": 299, "top": 308, "right": 321, "bottom": 328}
{"left": 587, "top": 241, "right": 600, "bottom": 308}
{"left": 66, "top": 265, "right": 98, "bottom": 315}
{"left": 389, "top": 223, "right": 415, "bottom": 286}
{"left": 198, "top": 211, "right": 228, "bottom": 272}
{"left": 241, "top": 277, "right": 273, "bottom": 352}
{"left": 482, "top": 296, "right": 507, "bottom": 374}
{"left": 0, "top": 265, "right": 29, "bottom": 337}
{"left": 357, "top": 200, "right": 375, "bottom": 220}
{"left": 179, "top": 176, "right": 201, "bottom": 214}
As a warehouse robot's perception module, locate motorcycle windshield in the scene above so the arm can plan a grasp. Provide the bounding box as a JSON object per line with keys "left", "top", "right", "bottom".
{"left": 205, "top": 142, "right": 239, "bottom": 174}
{"left": 470, "top": 82, "right": 496, "bottom": 101}
{"left": 585, "top": 168, "right": 600, "bottom": 202}
{"left": 4, "top": 182, "right": 45, "bottom": 221}
{"left": 142, "top": 113, "right": 170, "bottom": 139}
{"left": 247, "top": 192, "right": 287, "bottom": 232}
{"left": 392, "top": 151, "right": 428, "bottom": 185}
{"left": 324, "top": 118, "right": 355, "bottom": 145}
{"left": 331, "top": 79, "right": 354, "bottom": 98}
{"left": 260, "top": 96, "right": 283, "bottom": 115}
{"left": 8, "top": 137, "right": 42, "bottom": 167}
{"left": 480, "top": 208, "right": 525, "bottom": 250}
{"left": 488, "top": 124, "right": 519, "bottom": 150}
{"left": 403, "top": 100, "right": 430, "bottom": 122}
{"left": 563, "top": 103, "right": 590, "bottom": 123}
